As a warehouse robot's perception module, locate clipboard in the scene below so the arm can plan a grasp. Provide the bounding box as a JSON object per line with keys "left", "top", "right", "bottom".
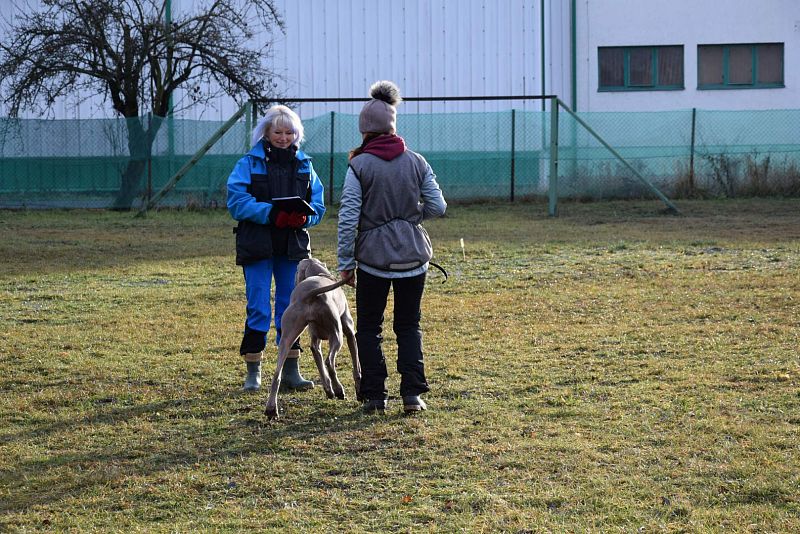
{"left": 270, "top": 196, "right": 317, "bottom": 216}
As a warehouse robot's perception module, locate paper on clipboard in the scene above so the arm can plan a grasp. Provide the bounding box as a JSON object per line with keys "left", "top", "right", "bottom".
{"left": 270, "top": 196, "right": 316, "bottom": 215}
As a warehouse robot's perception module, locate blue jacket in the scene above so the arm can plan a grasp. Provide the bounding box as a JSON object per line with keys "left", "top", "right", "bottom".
{"left": 227, "top": 142, "right": 326, "bottom": 226}
{"left": 227, "top": 142, "right": 326, "bottom": 264}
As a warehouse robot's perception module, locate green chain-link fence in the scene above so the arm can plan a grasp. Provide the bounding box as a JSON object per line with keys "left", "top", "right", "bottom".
{"left": 553, "top": 106, "right": 800, "bottom": 203}
{"left": 0, "top": 114, "right": 250, "bottom": 209}
{"left": 2, "top": 102, "right": 799, "bottom": 210}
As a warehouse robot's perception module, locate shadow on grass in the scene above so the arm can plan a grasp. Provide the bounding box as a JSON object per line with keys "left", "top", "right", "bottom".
{"left": 0, "top": 389, "right": 388, "bottom": 514}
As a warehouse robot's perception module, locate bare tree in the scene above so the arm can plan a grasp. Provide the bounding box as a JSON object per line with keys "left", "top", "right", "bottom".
{"left": 0, "top": 0, "right": 285, "bottom": 209}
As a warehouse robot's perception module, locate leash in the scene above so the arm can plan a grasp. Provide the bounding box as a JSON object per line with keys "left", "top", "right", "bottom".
{"left": 429, "top": 261, "right": 448, "bottom": 283}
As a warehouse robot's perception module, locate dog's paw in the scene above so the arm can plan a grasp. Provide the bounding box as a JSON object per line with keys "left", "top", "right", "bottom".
{"left": 265, "top": 406, "right": 280, "bottom": 419}
{"left": 335, "top": 391, "right": 346, "bottom": 400}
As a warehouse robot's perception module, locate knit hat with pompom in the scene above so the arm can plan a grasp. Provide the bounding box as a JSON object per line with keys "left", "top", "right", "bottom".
{"left": 359, "top": 81, "right": 402, "bottom": 134}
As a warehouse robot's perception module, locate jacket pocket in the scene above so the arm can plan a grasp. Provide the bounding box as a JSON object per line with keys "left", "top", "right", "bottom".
{"left": 249, "top": 173, "right": 270, "bottom": 201}
{"left": 287, "top": 228, "right": 312, "bottom": 261}
{"left": 294, "top": 172, "right": 311, "bottom": 199}
{"left": 235, "top": 221, "right": 273, "bottom": 265}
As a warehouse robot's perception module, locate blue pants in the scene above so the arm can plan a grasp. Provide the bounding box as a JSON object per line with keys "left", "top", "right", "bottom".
{"left": 239, "top": 256, "right": 300, "bottom": 355}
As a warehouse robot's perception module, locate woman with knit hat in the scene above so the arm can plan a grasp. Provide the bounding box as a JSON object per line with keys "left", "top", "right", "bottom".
{"left": 337, "top": 81, "right": 447, "bottom": 414}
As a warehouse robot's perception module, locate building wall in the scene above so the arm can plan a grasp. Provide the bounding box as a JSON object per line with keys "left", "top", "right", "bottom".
{"left": 0, "top": 0, "right": 567, "bottom": 119}
{"left": 270, "top": 0, "right": 560, "bottom": 119}
{"left": 3, "top": 0, "right": 798, "bottom": 118}
{"left": 577, "top": 0, "right": 800, "bottom": 111}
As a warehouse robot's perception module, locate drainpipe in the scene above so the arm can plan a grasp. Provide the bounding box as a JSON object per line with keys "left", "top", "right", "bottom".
{"left": 166, "top": 0, "right": 175, "bottom": 172}
{"left": 541, "top": 0, "right": 546, "bottom": 112}
{"left": 571, "top": 0, "right": 577, "bottom": 111}
{"left": 567, "top": 0, "right": 578, "bottom": 197}
{"left": 541, "top": 0, "right": 548, "bottom": 198}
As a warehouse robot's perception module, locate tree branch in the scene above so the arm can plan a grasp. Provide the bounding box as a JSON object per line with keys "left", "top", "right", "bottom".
{"left": 0, "top": 0, "right": 284, "bottom": 118}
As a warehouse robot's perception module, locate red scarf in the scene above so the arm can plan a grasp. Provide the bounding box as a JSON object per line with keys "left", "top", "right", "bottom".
{"left": 363, "top": 134, "right": 406, "bottom": 161}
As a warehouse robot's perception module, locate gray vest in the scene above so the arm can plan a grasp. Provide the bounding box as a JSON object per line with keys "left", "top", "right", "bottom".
{"left": 349, "top": 150, "right": 433, "bottom": 271}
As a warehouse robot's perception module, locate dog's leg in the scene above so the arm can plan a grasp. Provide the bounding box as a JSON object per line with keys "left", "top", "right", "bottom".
{"left": 265, "top": 339, "right": 289, "bottom": 419}
{"left": 342, "top": 310, "right": 362, "bottom": 401}
{"left": 308, "top": 335, "right": 335, "bottom": 399}
{"left": 325, "top": 323, "right": 346, "bottom": 400}
{"left": 265, "top": 307, "right": 306, "bottom": 418}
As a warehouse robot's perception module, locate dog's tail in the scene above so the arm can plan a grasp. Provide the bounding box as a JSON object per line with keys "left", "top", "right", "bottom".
{"left": 303, "top": 277, "right": 349, "bottom": 301}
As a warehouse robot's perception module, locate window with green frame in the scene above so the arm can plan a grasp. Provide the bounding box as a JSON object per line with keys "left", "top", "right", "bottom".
{"left": 698, "top": 43, "right": 784, "bottom": 89}
{"left": 598, "top": 45, "right": 684, "bottom": 91}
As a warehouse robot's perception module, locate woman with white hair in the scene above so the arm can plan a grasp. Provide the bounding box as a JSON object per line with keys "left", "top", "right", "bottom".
{"left": 227, "top": 105, "right": 326, "bottom": 391}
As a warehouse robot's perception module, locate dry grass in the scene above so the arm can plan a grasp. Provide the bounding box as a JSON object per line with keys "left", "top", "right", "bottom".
{"left": 1, "top": 198, "right": 799, "bottom": 532}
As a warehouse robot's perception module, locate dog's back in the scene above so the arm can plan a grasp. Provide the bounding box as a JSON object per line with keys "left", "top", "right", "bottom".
{"left": 293, "top": 275, "right": 349, "bottom": 337}
{"left": 292, "top": 258, "right": 349, "bottom": 313}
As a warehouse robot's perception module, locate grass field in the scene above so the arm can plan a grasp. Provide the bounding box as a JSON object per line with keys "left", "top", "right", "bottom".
{"left": 1, "top": 199, "right": 799, "bottom": 532}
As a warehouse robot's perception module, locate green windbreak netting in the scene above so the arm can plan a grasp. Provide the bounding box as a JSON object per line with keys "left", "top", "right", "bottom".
{"left": 554, "top": 108, "right": 800, "bottom": 200}
{"left": 1, "top": 108, "right": 798, "bottom": 209}
{"left": 300, "top": 111, "right": 546, "bottom": 205}
{"left": 0, "top": 115, "right": 250, "bottom": 209}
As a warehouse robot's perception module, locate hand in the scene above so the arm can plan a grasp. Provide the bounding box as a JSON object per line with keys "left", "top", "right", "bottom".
{"left": 340, "top": 269, "right": 355, "bottom": 287}
{"left": 286, "top": 212, "right": 307, "bottom": 229}
{"left": 274, "top": 211, "right": 291, "bottom": 229}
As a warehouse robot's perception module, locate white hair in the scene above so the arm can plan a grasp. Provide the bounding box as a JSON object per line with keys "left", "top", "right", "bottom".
{"left": 251, "top": 105, "right": 305, "bottom": 147}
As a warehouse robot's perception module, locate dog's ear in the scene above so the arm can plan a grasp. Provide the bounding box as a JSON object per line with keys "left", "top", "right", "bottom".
{"left": 295, "top": 259, "right": 310, "bottom": 284}
{"left": 310, "top": 257, "right": 328, "bottom": 273}
{"left": 316, "top": 259, "right": 330, "bottom": 275}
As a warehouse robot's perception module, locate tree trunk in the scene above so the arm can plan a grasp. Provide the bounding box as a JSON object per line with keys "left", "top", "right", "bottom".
{"left": 113, "top": 158, "right": 148, "bottom": 210}
{"left": 112, "top": 116, "right": 163, "bottom": 210}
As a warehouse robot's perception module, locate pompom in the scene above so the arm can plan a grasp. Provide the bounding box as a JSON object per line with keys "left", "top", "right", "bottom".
{"left": 369, "top": 80, "right": 401, "bottom": 106}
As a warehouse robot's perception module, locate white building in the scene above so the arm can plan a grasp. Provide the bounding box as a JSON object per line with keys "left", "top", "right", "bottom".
{"left": 575, "top": 0, "right": 799, "bottom": 112}
{"left": 267, "top": 0, "right": 569, "bottom": 117}
{"left": 1, "top": 0, "right": 797, "bottom": 119}
{"left": 267, "top": 0, "right": 800, "bottom": 117}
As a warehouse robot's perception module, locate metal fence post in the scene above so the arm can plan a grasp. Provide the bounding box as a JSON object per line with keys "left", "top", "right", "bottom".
{"left": 329, "top": 110, "right": 335, "bottom": 205}
{"left": 510, "top": 108, "right": 516, "bottom": 202}
{"left": 244, "top": 101, "right": 252, "bottom": 151}
{"left": 137, "top": 102, "right": 250, "bottom": 216}
{"left": 548, "top": 97, "right": 559, "bottom": 217}
{"left": 557, "top": 98, "right": 679, "bottom": 214}
{"left": 689, "top": 107, "right": 697, "bottom": 192}
{"left": 147, "top": 112, "right": 153, "bottom": 204}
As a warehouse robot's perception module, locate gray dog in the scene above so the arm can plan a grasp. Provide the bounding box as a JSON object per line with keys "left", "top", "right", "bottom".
{"left": 265, "top": 258, "right": 361, "bottom": 418}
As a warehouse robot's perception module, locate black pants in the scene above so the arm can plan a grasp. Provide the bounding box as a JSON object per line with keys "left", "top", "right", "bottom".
{"left": 355, "top": 268, "right": 429, "bottom": 400}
